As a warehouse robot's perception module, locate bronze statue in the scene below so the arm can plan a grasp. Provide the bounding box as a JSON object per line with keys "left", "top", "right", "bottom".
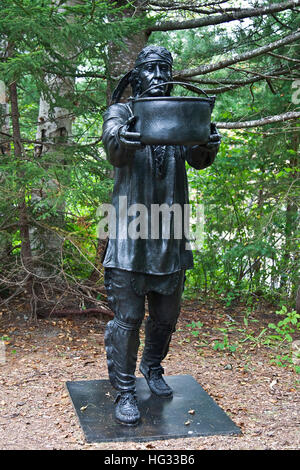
{"left": 101, "top": 45, "right": 221, "bottom": 426}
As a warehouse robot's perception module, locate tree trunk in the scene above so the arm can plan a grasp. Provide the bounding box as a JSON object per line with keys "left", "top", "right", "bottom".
{"left": 0, "top": 39, "right": 13, "bottom": 263}
{"left": 93, "top": 0, "right": 149, "bottom": 274}
{"left": 30, "top": 1, "right": 77, "bottom": 278}
{"left": 296, "top": 285, "right": 300, "bottom": 314}
{"left": 0, "top": 80, "right": 10, "bottom": 156}
{"left": 280, "top": 130, "right": 299, "bottom": 295}
{"left": 0, "top": 79, "right": 13, "bottom": 262}
{"left": 30, "top": 73, "right": 73, "bottom": 277}
{"left": 106, "top": 0, "right": 148, "bottom": 104}
{"left": 8, "top": 80, "right": 33, "bottom": 274}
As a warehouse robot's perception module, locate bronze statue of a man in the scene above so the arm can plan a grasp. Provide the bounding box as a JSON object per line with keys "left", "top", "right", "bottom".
{"left": 101, "top": 45, "right": 221, "bottom": 426}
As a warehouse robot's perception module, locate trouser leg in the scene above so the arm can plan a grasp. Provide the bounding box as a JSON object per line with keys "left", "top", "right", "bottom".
{"left": 140, "top": 270, "right": 185, "bottom": 375}
{"left": 104, "top": 268, "right": 145, "bottom": 392}
{"left": 105, "top": 318, "right": 141, "bottom": 392}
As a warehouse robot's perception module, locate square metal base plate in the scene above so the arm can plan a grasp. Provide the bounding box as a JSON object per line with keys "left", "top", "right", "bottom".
{"left": 66, "top": 375, "right": 241, "bottom": 443}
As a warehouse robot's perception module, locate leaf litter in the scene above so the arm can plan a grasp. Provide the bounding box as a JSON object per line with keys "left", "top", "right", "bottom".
{"left": 0, "top": 298, "right": 299, "bottom": 450}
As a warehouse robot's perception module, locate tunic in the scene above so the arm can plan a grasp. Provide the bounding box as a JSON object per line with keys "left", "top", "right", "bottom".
{"left": 101, "top": 102, "right": 217, "bottom": 275}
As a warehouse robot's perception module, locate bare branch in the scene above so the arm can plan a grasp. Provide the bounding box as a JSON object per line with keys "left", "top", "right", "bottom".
{"left": 226, "top": 64, "right": 300, "bottom": 80}
{"left": 148, "top": 0, "right": 300, "bottom": 32}
{"left": 51, "top": 306, "right": 113, "bottom": 318}
{"left": 145, "top": 1, "right": 243, "bottom": 15}
{"left": 183, "top": 63, "right": 300, "bottom": 84}
{"left": 267, "top": 51, "right": 300, "bottom": 63}
{"left": 176, "top": 64, "right": 300, "bottom": 95}
{"left": 216, "top": 111, "right": 300, "bottom": 129}
{"left": 174, "top": 30, "right": 300, "bottom": 77}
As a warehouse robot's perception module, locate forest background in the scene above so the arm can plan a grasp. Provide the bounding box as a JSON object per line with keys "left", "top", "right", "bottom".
{"left": 0, "top": 0, "right": 299, "bottom": 323}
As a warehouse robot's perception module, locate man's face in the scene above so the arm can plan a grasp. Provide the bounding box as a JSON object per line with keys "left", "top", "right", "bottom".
{"left": 138, "top": 60, "right": 172, "bottom": 97}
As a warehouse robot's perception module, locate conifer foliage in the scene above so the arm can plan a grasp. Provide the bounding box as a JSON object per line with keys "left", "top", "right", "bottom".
{"left": 0, "top": 1, "right": 299, "bottom": 317}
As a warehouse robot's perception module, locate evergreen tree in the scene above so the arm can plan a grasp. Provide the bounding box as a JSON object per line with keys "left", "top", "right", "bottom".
{"left": 0, "top": 0, "right": 299, "bottom": 316}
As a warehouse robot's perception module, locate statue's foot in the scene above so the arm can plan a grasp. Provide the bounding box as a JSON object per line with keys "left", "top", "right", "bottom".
{"left": 140, "top": 364, "right": 173, "bottom": 398}
{"left": 114, "top": 391, "right": 140, "bottom": 426}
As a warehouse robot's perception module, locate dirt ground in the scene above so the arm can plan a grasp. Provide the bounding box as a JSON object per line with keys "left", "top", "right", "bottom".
{"left": 0, "top": 298, "right": 299, "bottom": 451}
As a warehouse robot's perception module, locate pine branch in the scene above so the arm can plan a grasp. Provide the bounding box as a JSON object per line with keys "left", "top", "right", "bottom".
{"left": 216, "top": 111, "right": 300, "bottom": 129}
{"left": 174, "top": 30, "right": 300, "bottom": 78}
{"left": 148, "top": 0, "right": 300, "bottom": 32}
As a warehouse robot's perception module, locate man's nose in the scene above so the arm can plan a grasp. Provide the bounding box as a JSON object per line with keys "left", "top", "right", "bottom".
{"left": 153, "top": 64, "right": 163, "bottom": 79}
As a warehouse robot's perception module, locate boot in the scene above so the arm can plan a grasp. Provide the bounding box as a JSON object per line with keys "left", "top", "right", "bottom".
{"left": 139, "top": 317, "right": 174, "bottom": 397}
{"left": 139, "top": 363, "right": 173, "bottom": 398}
{"left": 114, "top": 391, "right": 140, "bottom": 426}
{"left": 104, "top": 318, "right": 140, "bottom": 392}
{"left": 104, "top": 318, "right": 142, "bottom": 424}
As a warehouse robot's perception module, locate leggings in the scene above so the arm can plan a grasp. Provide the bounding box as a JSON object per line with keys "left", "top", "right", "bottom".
{"left": 104, "top": 268, "right": 185, "bottom": 392}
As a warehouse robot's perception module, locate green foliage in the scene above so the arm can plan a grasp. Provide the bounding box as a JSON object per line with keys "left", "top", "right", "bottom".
{"left": 213, "top": 334, "right": 238, "bottom": 353}
{"left": 186, "top": 321, "right": 204, "bottom": 337}
{"left": 267, "top": 306, "right": 300, "bottom": 344}
{"left": 0, "top": 0, "right": 149, "bottom": 294}
{"left": 184, "top": 304, "right": 300, "bottom": 372}
{"left": 185, "top": 113, "right": 299, "bottom": 306}
{"left": 0, "top": 0, "right": 298, "bottom": 315}
{"left": 0, "top": 335, "right": 11, "bottom": 342}
{"left": 150, "top": 2, "right": 299, "bottom": 307}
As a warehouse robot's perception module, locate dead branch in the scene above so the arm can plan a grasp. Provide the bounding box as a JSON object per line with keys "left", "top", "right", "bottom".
{"left": 148, "top": 0, "right": 300, "bottom": 32}
{"left": 174, "top": 29, "right": 300, "bottom": 78}
{"left": 179, "top": 63, "right": 300, "bottom": 85}
{"left": 50, "top": 307, "right": 114, "bottom": 317}
{"left": 267, "top": 51, "right": 300, "bottom": 63}
{"left": 216, "top": 111, "right": 300, "bottom": 129}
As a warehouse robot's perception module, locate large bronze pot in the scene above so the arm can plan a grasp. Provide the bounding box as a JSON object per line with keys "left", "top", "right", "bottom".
{"left": 132, "top": 81, "right": 215, "bottom": 146}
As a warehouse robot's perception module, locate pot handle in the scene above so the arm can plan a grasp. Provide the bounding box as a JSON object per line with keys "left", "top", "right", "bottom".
{"left": 138, "top": 81, "right": 213, "bottom": 100}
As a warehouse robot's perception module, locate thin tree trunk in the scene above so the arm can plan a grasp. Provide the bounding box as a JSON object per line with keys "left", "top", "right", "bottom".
{"left": 8, "top": 80, "right": 33, "bottom": 272}
{"left": 280, "top": 130, "right": 299, "bottom": 292}
{"left": 0, "top": 38, "right": 13, "bottom": 262}
{"left": 296, "top": 285, "right": 300, "bottom": 314}
{"left": 0, "top": 80, "right": 10, "bottom": 156}
{"left": 93, "top": 0, "right": 149, "bottom": 272}
{"left": 0, "top": 79, "right": 12, "bottom": 261}
{"left": 30, "top": 1, "right": 77, "bottom": 278}
{"left": 106, "top": 0, "right": 148, "bottom": 104}
{"left": 30, "top": 73, "right": 73, "bottom": 277}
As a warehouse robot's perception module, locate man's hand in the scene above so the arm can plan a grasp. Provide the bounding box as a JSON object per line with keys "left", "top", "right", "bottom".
{"left": 117, "top": 116, "right": 144, "bottom": 149}
{"left": 205, "top": 123, "right": 222, "bottom": 151}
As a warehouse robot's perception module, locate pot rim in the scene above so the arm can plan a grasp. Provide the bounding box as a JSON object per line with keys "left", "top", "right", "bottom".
{"left": 133, "top": 95, "right": 215, "bottom": 104}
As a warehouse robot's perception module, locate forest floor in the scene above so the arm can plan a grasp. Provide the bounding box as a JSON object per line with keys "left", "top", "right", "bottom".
{"left": 0, "top": 296, "right": 299, "bottom": 451}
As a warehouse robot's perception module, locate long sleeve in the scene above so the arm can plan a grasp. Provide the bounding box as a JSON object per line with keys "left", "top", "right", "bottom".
{"left": 102, "top": 103, "right": 134, "bottom": 167}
